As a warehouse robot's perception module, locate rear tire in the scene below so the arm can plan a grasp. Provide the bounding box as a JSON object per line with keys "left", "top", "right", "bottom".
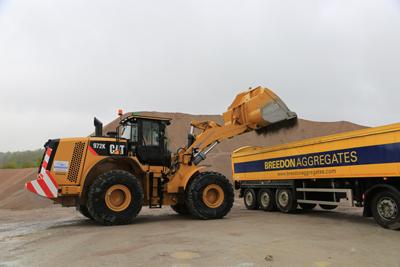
{"left": 244, "top": 189, "right": 258, "bottom": 210}
{"left": 371, "top": 190, "right": 400, "bottom": 230}
{"left": 276, "top": 188, "right": 297, "bottom": 213}
{"left": 186, "top": 172, "right": 234, "bottom": 220}
{"left": 77, "top": 205, "right": 94, "bottom": 220}
{"left": 258, "top": 189, "right": 276, "bottom": 211}
{"left": 171, "top": 202, "right": 190, "bottom": 215}
{"left": 87, "top": 170, "right": 143, "bottom": 226}
{"left": 299, "top": 203, "right": 317, "bottom": 210}
{"left": 320, "top": 204, "right": 338, "bottom": 210}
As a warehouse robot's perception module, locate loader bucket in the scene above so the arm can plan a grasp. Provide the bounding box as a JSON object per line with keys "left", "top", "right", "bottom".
{"left": 223, "top": 86, "right": 297, "bottom": 130}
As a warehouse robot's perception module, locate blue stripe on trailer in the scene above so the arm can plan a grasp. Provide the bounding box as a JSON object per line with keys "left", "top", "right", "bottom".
{"left": 233, "top": 142, "right": 400, "bottom": 174}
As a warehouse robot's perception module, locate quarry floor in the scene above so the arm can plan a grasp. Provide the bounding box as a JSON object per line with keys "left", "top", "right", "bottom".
{"left": 0, "top": 201, "right": 399, "bottom": 267}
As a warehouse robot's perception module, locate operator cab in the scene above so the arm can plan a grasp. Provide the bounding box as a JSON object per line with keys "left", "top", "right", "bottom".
{"left": 120, "top": 114, "right": 172, "bottom": 167}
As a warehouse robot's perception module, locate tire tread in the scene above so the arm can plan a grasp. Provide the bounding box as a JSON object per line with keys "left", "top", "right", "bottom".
{"left": 87, "top": 170, "right": 143, "bottom": 226}
{"left": 186, "top": 172, "right": 234, "bottom": 220}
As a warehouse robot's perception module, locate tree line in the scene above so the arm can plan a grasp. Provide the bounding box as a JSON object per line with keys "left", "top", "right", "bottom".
{"left": 0, "top": 149, "right": 44, "bottom": 169}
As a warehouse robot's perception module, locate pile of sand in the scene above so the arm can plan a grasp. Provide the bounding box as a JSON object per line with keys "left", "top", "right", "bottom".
{"left": 0, "top": 112, "right": 365, "bottom": 210}
{"left": 0, "top": 168, "right": 52, "bottom": 210}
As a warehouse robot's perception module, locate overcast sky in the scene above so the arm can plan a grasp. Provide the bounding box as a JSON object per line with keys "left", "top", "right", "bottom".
{"left": 0, "top": 0, "right": 399, "bottom": 152}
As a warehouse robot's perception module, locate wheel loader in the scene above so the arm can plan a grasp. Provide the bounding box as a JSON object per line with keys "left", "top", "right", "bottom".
{"left": 26, "top": 86, "right": 296, "bottom": 225}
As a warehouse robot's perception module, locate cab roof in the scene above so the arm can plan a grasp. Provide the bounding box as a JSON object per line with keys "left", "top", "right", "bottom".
{"left": 120, "top": 113, "right": 172, "bottom": 125}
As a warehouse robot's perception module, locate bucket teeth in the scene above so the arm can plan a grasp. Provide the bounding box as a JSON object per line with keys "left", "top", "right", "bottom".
{"left": 261, "top": 95, "right": 297, "bottom": 125}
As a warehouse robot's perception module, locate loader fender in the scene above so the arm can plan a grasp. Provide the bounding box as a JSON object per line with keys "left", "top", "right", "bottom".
{"left": 80, "top": 157, "right": 144, "bottom": 204}
{"left": 167, "top": 165, "right": 206, "bottom": 193}
{"left": 183, "top": 167, "right": 205, "bottom": 189}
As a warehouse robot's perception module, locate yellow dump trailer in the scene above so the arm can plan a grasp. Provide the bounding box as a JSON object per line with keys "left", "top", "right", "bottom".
{"left": 232, "top": 123, "right": 400, "bottom": 230}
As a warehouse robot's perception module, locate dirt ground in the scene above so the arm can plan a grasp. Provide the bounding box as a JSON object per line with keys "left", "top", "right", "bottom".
{"left": 1, "top": 201, "right": 399, "bottom": 267}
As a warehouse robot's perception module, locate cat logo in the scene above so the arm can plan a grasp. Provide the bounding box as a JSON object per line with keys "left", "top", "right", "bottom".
{"left": 110, "top": 144, "right": 126, "bottom": 155}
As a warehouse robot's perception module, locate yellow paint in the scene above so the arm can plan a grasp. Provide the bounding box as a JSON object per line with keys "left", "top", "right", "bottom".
{"left": 105, "top": 184, "right": 132, "bottom": 212}
{"left": 60, "top": 186, "right": 81, "bottom": 195}
{"left": 232, "top": 122, "right": 400, "bottom": 181}
{"left": 202, "top": 184, "right": 225, "bottom": 208}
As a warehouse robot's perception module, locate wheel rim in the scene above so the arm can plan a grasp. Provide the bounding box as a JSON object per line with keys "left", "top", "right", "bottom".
{"left": 202, "top": 184, "right": 225, "bottom": 208}
{"left": 245, "top": 191, "right": 254, "bottom": 206}
{"left": 278, "top": 191, "right": 289, "bottom": 207}
{"left": 377, "top": 197, "right": 398, "bottom": 220}
{"left": 105, "top": 184, "right": 132, "bottom": 212}
{"left": 260, "top": 192, "right": 270, "bottom": 207}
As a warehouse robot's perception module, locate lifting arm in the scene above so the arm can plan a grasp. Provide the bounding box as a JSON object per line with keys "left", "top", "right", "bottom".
{"left": 181, "top": 86, "right": 297, "bottom": 165}
{"left": 167, "top": 86, "right": 297, "bottom": 193}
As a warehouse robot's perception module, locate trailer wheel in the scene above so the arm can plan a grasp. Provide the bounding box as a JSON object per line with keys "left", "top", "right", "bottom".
{"left": 87, "top": 170, "right": 143, "bottom": 226}
{"left": 371, "top": 190, "right": 400, "bottom": 230}
{"left": 320, "top": 204, "right": 338, "bottom": 210}
{"left": 186, "top": 172, "right": 234, "bottom": 220}
{"left": 77, "top": 205, "right": 94, "bottom": 220}
{"left": 171, "top": 202, "right": 190, "bottom": 215}
{"left": 244, "top": 189, "right": 258, "bottom": 210}
{"left": 276, "top": 188, "right": 297, "bottom": 213}
{"left": 299, "top": 203, "right": 317, "bottom": 210}
{"left": 258, "top": 189, "right": 276, "bottom": 211}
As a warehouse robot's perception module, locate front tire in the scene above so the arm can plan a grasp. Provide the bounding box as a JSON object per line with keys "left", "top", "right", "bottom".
{"left": 371, "top": 190, "right": 400, "bottom": 230}
{"left": 186, "top": 172, "right": 234, "bottom": 220}
{"left": 87, "top": 170, "right": 143, "bottom": 226}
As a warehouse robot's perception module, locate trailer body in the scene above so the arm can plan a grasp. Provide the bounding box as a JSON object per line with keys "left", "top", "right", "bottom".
{"left": 232, "top": 123, "right": 400, "bottom": 230}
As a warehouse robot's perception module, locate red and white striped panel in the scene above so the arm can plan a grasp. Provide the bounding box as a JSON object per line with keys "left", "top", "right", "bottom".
{"left": 25, "top": 148, "right": 59, "bottom": 199}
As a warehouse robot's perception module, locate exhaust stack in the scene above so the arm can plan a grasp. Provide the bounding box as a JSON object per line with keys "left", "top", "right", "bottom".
{"left": 94, "top": 117, "right": 103, "bottom": 137}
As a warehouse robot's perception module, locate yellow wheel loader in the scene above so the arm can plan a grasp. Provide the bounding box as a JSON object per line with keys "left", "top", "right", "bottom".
{"left": 26, "top": 86, "right": 296, "bottom": 225}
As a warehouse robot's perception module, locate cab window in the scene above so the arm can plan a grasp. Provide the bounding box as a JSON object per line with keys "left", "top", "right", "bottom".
{"left": 142, "top": 121, "right": 160, "bottom": 146}
{"left": 131, "top": 123, "right": 138, "bottom": 143}
{"left": 121, "top": 122, "right": 138, "bottom": 143}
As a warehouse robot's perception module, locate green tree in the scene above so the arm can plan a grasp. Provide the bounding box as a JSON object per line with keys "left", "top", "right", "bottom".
{"left": 0, "top": 149, "right": 44, "bottom": 169}
{"left": 3, "top": 161, "right": 17, "bottom": 169}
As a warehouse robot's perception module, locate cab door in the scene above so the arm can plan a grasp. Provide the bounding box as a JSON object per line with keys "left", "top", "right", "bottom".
{"left": 136, "top": 120, "right": 170, "bottom": 166}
